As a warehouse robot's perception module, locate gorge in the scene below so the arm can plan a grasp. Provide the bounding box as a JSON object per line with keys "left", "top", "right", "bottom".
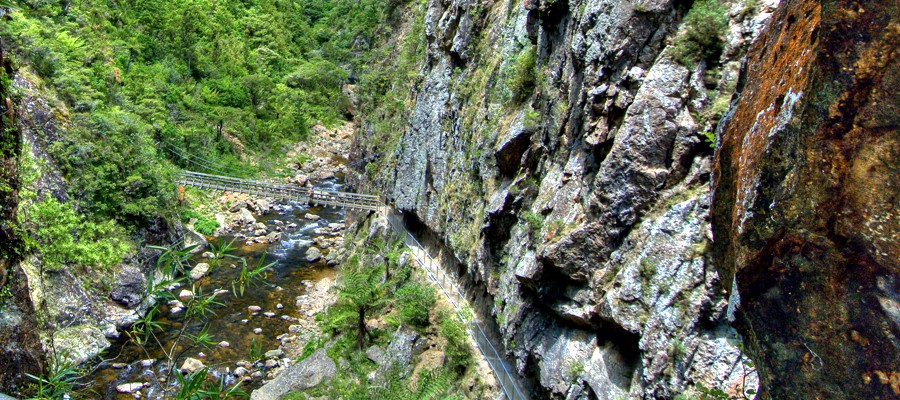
{"left": 0, "top": 0, "right": 897, "bottom": 399}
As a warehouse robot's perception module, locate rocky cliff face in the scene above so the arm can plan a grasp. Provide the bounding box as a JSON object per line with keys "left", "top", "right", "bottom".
{"left": 9, "top": 69, "right": 170, "bottom": 368}
{"left": 354, "top": 0, "right": 778, "bottom": 397}
{"left": 712, "top": 0, "right": 900, "bottom": 397}
{"left": 0, "top": 38, "right": 44, "bottom": 396}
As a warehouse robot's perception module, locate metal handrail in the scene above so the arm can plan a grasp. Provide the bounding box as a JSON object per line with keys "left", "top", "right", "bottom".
{"left": 384, "top": 210, "right": 529, "bottom": 400}
{"left": 178, "top": 171, "right": 381, "bottom": 211}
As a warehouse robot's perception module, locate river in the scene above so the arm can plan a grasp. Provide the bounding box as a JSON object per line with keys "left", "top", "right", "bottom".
{"left": 86, "top": 178, "right": 349, "bottom": 399}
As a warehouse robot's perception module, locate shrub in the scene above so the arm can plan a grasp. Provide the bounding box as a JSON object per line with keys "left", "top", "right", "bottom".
{"left": 26, "top": 197, "right": 131, "bottom": 271}
{"left": 671, "top": 0, "right": 728, "bottom": 66}
{"left": 505, "top": 45, "right": 538, "bottom": 102}
{"left": 521, "top": 210, "right": 544, "bottom": 237}
{"left": 395, "top": 281, "right": 437, "bottom": 327}
{"left": 181, "top": 209, "right": 200, "bottom": 223}
{"left": 438, "top": 310, "right": 472, "bottom": 371}
{"left": 193, "top": 217, "right": 220, "bottom": 236}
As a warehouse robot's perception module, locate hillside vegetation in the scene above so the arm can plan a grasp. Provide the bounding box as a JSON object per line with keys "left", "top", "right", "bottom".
{"left": 1, "top": 0, "right": 403, "bottom": 278}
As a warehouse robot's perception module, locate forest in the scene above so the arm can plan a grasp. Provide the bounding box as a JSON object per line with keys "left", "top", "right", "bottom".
{"left": 1, "top": 0, "right": 404, "bottom": 266}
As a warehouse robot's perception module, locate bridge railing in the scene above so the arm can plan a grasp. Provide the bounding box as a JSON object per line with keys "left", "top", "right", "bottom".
{"left": 384, "top": 210, "right": 529, "bottom": 400}
{"left": 178, "top": 171, "right": 380, "bottom": 211}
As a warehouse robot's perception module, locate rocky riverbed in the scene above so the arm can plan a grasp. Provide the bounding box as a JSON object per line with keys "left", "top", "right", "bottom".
{"left": 85, "top": 124, "right": 358, "bottom": 399}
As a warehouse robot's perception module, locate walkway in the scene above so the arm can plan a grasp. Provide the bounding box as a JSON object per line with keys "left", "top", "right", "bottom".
{"left": 177, "top": 171, "right": 381, "bottom": 212}
{"left": 176, "top": 165, "right": 528, "bottom": 399}
{"left": 384, "top": 210, "right": 530, "bottom": 400}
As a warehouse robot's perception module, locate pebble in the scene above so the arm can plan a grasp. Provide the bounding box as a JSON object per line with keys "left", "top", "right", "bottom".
{"left": 248, "top": 305, "right": 262, "bottom": 312}
{"left": 213, "top": 289, "right": 229, "bottom": 296}
{"left": 276, "top": 303, "right": 284, "bottom": 309}
{"left": 140, "top": 359, "right": 156, "bottom": 367}
{"left": 218, "top": 341, "right": 230, "bottom": 348}
{"left": 265, "top": 359, "right": 278, "bottom": 368}
{"left": 264, "top": 349, "right": 284, "bottom": 359}
{"left": 178, "top": 289, "right": 193, "bottom": 300}
{"left": 253, "top": 328, "right": 263, "bottom": 334}
{"left": 111, "top": 363, "right": 128, "bottom": 369}
{"left": 263, "top": 312, "right": 276, "bottom": 318}
{"left": 180, "top": 358, "right": 205, "bottom": 373}
{"left": 234, "top": 367, "right": 249, "bottom": 377}
{"left": 241, "top": 319, "right": 249, "bottom": 324}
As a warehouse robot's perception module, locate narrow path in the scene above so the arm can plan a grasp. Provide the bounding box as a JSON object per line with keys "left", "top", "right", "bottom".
{"left": 383, "top": 209, "right": 530, "bottom": 400}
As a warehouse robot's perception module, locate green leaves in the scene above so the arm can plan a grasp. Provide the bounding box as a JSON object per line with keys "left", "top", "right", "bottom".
{"left": 0, "top": 1, "right": 20, "bottom": 10}
{"left": 232, "top": 258, "right": 272, "bottom": 297}
{"left": 25, "top": 196, "right": 132, "bottom": 271}
{"left": 671, "top": 0, "right": 729, "bottom": 66}
{"left": 395, "top": 281, "right": 437, "bottom": 328}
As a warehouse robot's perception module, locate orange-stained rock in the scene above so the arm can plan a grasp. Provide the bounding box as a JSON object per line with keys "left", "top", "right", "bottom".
{"left": 711, "top": 0, "right": 900, "bottom": 397}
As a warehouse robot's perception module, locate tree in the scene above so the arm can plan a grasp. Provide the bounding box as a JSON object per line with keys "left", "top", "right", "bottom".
{"left": 327, "top": 268, "right": 389, "bottom": 350}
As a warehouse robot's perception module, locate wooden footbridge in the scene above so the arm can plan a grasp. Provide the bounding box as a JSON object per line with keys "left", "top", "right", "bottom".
{"left": 177, "top": 170, "right": 381, "bottom": 211}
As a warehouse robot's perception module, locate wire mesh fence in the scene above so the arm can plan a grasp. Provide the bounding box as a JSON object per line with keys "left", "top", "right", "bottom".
{"left": 384, "top": 209, "right": 528, "bottom": 400}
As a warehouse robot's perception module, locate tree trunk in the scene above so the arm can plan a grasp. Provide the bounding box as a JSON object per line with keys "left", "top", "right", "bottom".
{"left": 357, "top": 306, "right": 366, "bottom": 351}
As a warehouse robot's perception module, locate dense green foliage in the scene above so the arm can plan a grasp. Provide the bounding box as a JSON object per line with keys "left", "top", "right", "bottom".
{"left": 438, "top": 308, "right": 473, "bottom": 372}
{"left": 504, "top": 45, "right": 538, "bottom": 102}
{"left": 2, "top": 0, "right": 401, "bottom": 231}
{"left": 24, "top": 196, "right": 131, "bottom": 271}
{"left": 306, "top": 232, "right": 477, "bottom": 399}
{"left": 395, "top": 280, "right": 437, "bottom": 327}
{"left": 671, "top": 0, "right": 729, "bottom": 66}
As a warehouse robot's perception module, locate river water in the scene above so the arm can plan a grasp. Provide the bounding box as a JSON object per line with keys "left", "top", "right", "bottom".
{"left": 86, "top": 178, "right": 349, "bottom": 399}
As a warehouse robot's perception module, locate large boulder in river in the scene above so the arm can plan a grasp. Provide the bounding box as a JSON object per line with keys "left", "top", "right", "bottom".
{"left": 250, "top": 349, "right": 336, "bottom": 400}
{"left": 109, "top": 265, "right": 146, "bottom": 308}
{"left": 52, "top": 325, "right": 111, "bottom": 365}
{"left": 239, "top": 208, "right": 256, "bottom": 225}
{"left": 189, "top": 263, "right": 210, "bottom": 281}
{"left": 304, "top": 247, "right": 321, "bottom": 263}
{"left": 182, "top": 227, "right": 207, "bottom": 254}
{"left": 180, "top": 358, "right": 205, "bottom": 374}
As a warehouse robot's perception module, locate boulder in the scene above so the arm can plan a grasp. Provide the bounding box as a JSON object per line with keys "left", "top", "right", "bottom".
{"left": 52, "top": 325, "right": 111, "bottom": 365}
{"left": 229, "top": 201, "right": 248, "bottom": 213}
{"left": 304, "top": 213, "right": 321, "bottom": 221}
{"left": 109, "top": 265, "right": 146, "bottom": 309}
{"left": 182, "top": 227, "right": 208, "bottom": 254}
{"left": 116, "top": 382, "right": 144, "bottom": 393}
{"left": 366, "top": 345, "right": 385, "bottom": 364}
{"left": 258, "top": 199, "right": 272, "bottom": 214}
{"left": 190, "top": 263, "right": 210, "bottom": 281}
{"left": 265, "top": 349, "right": 283, "bottom": 359}
{"left": 375, "top": 327, "right": 419, "bottom": 379}
{"left": 250, "top": 349, "right": 336, "bottom": 400}
{"left": 240, "top": 208, "right": 256, "bottom": 225}
{"left": 305, "top": 247, "right": 322, "bottom": 263}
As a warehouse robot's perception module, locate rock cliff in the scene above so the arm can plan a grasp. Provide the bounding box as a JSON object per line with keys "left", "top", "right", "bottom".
{"left": 353, "top": 0, "right": 778, "bottom": 397}
{"left": 712, "top": 0, "right": 900, "bottom": 397}
{"left": 0, "top": 37, "right": 44, "bottom": 396}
